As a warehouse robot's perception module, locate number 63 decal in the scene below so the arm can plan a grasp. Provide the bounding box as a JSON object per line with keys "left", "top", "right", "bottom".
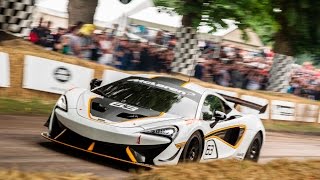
{"left": 203, "top": 139, "right": 218, "bottom": 159}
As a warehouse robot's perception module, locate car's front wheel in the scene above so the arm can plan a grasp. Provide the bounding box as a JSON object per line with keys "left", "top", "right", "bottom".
{"left": 179, "top": 131, "right": 203, "bottom": 163}
{"left": 244, "top": 133, "right": 262, "bottom": 162}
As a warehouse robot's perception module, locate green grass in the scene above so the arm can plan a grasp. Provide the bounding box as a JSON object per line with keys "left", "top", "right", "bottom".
{"left": 0, "top": 98, "right": 55, "bottom": 116}
{"left": 263, "top": 121, "right": 320, "bottom": 135}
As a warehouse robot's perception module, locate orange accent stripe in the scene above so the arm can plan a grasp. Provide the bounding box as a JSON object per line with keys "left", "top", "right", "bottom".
{"left": 180, "top": 82, "right": 189, "bottom": 87}
{"left": 87, "top": 142, "right": 95, "bottom": 151}
{"left": 41, "top": 132, "right": 153, "bottom": 168}
{"left": 205, "top": 125, "right": 246, "bottom": 138}
{"left": 126, "top": 146, "right": 137, "bottom": 163}
{"left": 175, "top": 142, "right": 186, "bottom": 148}
{"left": 87, "top": 97, "right": 94, "bottom": 119}
{"left": 149, "top": 75, "right": 160, "bottom": 79}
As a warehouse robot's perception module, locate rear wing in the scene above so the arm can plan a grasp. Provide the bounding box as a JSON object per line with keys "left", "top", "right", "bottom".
{"left": 218, "top": 94, "right": 268, "bottom": 114}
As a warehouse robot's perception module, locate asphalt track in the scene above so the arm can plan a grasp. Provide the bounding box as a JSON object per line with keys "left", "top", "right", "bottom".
{"left": 0, "top": 115, "right": 319, "bottom": 179}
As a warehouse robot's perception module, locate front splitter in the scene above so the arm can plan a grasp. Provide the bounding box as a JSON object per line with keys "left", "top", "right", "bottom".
{"left": 41, "top": 132, "right": 153, "bottom": 169}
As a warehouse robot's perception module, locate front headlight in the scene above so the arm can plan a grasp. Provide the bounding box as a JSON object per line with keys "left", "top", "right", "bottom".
{"left": 56, "top": 95, "right": 68, "bottom": 112}
{"left": 142, "top": 126, "right": 179, "bottom": 140}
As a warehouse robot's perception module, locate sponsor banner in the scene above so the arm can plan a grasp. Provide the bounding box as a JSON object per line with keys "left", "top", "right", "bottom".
{"left": 23, "top": 55, "right": 94, "bottom": 94}
{"left": 240, "top": 95, "right": 269, "bottom": 119}
{"left": 213, "top": 89, "right": 238, "bottom": 97}
{"left": 295, "top": 104, "right": 319, "bottom": 123}
{"left": 271, "top": 100, "right": 295, "bottom": 121}
{"left": 0, "top": 52, "right": 10, "bottom": 87}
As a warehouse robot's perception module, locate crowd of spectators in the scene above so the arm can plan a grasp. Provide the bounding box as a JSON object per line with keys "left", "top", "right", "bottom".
{"left": 287, "top": 62, "right": 320, "bottom": 100}
{"left": 194, "top": 43, "right": 273, "bottom": 91}
{"left": 28, "top": 18, "right": 176, "bottom": 73}
{"left": 28, "top": 18, "right": 320, "bottom": 101}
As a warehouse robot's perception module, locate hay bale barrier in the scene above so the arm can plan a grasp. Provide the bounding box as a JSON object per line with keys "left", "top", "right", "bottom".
{"left": 0, "top": 169, "right": 103, "bottom": 180}
{"left": 131, "top": 159, "right": 320, "bottom": 180}
{"left": 0, "top": 159, "right": 319, "bottom": 180}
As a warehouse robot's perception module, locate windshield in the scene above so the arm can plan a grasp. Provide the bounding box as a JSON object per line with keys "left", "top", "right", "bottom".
{"left": 93, "top": 79, "right": 198, "bottom": 118}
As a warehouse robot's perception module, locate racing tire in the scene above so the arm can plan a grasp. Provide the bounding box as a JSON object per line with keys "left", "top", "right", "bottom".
{"left": 179, "top": 131, "right": 203, "bottom": 163}
{"left": 244, "top": 133, "right": 262, "bottom": 162}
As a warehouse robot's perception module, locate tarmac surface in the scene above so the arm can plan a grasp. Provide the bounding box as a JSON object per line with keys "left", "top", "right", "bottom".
{"left": 0, "top": 115, "right": 319, "bottom": 179}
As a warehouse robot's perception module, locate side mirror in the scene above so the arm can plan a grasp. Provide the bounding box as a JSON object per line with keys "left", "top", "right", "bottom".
{"left": 209, "top": 110, "right": 227, "bottom": 128}
{"left": 90, "top": 79, "right": 102, "bottom": 90}
{"left": 214, "top": 110, "right": 227, "bottom": 121}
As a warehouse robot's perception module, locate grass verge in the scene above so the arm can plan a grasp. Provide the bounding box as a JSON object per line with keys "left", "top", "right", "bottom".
{"left": 130, "top": 159, "right": 320, "bottom": 180}
{"left": 0, "top": 98, "right": 55, "bottom": 116}
{"left": 263, "top": 120, "right": 320, "bottom": 135}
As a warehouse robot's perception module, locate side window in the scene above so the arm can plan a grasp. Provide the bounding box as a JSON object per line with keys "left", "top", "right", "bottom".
{"left": 201, "top": 95, "right": 224, "bottom": 120}
{"left": 221, "top": 100, "right": 232, "bottom": 114}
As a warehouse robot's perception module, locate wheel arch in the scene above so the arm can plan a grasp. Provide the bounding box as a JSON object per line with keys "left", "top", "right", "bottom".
{"left": 194, "top": 129, "right": 205, "bottom": 157}
{"left": 179, "top": 129, "right": 205, "bottom": 162}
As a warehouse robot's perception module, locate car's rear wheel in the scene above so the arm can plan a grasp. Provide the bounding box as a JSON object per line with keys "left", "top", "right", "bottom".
{"left": 244, "top": 133, "right": 262, "bottom": 162}
{"left": 180, "top": 131, "right": 203, "bottom": 163}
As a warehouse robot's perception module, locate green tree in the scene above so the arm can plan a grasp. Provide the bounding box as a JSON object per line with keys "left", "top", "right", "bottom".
{"left": 154, "top": 0, "right": 276, "bottom": 41}
{"left": 155, "top": 0, "right": 320, "bottom": 57}
{"left": 271, "top": 0, "right": 320, "bottom": 56}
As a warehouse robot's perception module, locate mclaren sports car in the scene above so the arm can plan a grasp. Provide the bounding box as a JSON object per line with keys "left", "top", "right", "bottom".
{"left": 42, "top": 74, "right": 267, "bottom": 167}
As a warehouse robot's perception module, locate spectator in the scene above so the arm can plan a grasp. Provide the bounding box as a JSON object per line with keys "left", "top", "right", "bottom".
{"left": 194, "top": 58, "right": 205, "bottom": 80}
{"left": 54, "top": 35, "right": 71, "bottom": 55}
{"left": 52, "top": 27, "right": 66, "bottom": 51}
{"left": 115, "top": 38, "right": 133, "bottom": 70}
{"left": 98, "top": 33, "right": 114, "bottom": 65}
{"left": 137, "top": 42, "right": 151, "bottom": 71}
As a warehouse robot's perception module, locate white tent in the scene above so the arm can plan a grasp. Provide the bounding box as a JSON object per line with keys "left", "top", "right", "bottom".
{"left": 129, "top": 7, "right": 237, "bottom": 36}
{"left": 129, "top": 7, "right": 263, "bottom": 49}
{"left": 129, "top": 7, "right": 182, "bottom": 32}
{"left": 35, "top": 0, "right": 153, "bottom": 28}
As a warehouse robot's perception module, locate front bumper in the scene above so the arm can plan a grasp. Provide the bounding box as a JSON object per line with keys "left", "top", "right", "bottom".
{"left": 45, "top": 108, "right": 183, "bottom": 165}
{"left": 42, "top": 123, "right": 168, "bottom": 165}
{"left": 53, "top": 108, "right": 171, "bottom": 145}
{"left": 41, "top": 132, "right": 156, "bottom": 167}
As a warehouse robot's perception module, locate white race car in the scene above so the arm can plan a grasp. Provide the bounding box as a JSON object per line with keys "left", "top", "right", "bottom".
{"left": 42, "top": 74, "right": 267, "bottom": 167}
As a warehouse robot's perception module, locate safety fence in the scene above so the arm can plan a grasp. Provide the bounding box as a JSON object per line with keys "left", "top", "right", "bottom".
{"left": 0, "top": 50, "right": 319, "bottom": 123}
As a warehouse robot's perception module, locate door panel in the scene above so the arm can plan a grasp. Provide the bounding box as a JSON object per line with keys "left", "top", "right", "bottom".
{"left": 198, "top": 92, "right": 243, "bottom": 160}
{"left": 201, "top": 120, "right": 241, "bottom": 160}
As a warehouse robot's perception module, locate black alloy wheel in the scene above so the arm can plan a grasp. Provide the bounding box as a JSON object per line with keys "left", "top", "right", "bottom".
{"left": 180, "top": 131, "right": 203, "bottom": 163}
{"left": 244, "top": 133, "right": 262, "bottom": 162}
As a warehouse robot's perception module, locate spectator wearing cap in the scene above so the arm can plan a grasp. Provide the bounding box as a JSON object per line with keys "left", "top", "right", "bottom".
{"left": 78, "top": 24, "right": 96, "bottom": 59}
{"left": 194, "top": 58, "right": 206, "bottom": 80}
